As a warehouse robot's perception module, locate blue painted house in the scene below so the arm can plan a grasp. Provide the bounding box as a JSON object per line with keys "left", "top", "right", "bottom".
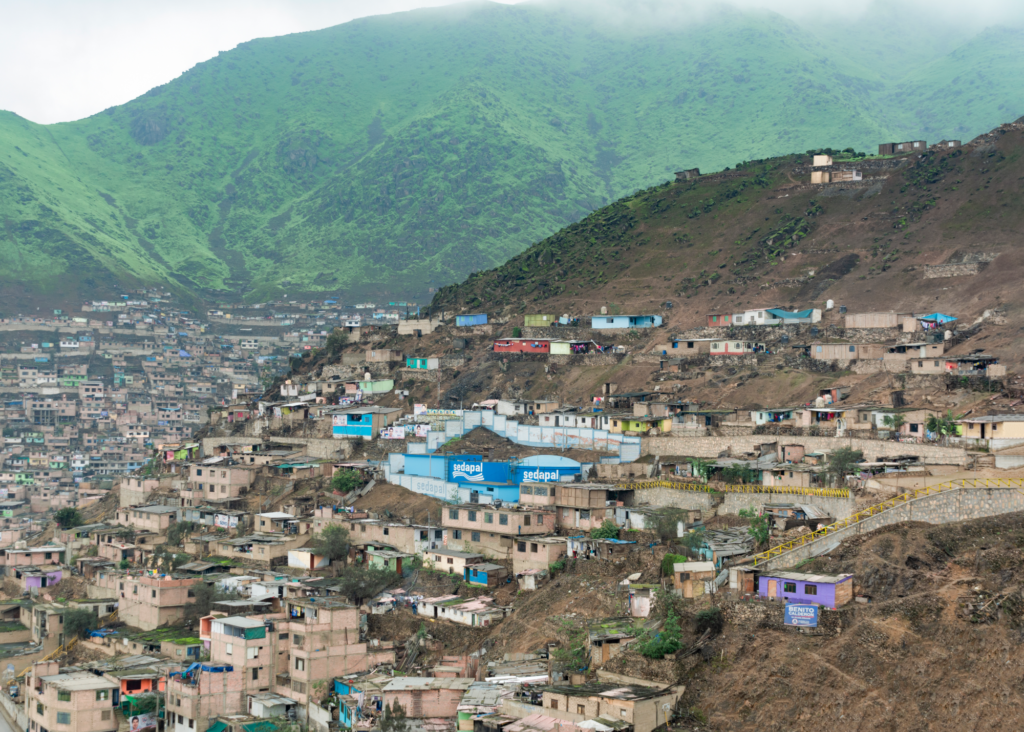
{"left": 333, "top": 677, "right": 387, "bottom": 727}
{"left": 464, "top": 562, "right": 508, "bottom": 587}
{"left": 591, "top": 315, "right": 663, "bottom": 329}
{"left": 456, "top": 313, "right": 488, "bottom": 326}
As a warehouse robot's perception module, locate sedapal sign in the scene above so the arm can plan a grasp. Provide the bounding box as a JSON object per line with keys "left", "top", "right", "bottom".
{"left": 451, "top": 461, "right": 485, "bottom": 482}
{"left": 784, "top": 603, "right": 819, "bottom": 627}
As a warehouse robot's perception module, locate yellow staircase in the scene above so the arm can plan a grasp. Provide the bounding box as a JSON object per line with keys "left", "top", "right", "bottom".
{"left": 16, "top": 608, "right": 119, "bottom": 677}
{"left": 751, "top": 477, "right": 1024, "bottom": 567}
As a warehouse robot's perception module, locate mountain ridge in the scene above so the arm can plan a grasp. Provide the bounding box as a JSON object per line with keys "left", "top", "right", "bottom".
{"left": 2, "top": 1, "right": 1024, "bottom": 308}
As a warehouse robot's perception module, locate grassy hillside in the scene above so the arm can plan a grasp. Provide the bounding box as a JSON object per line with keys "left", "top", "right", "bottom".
{"left": 2, "top": 1, "right": 1024, "bottom": 307}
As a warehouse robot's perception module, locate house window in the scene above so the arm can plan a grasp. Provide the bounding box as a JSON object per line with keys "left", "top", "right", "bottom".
{"left": 435, "top": 530, "right": 442, "bottom": 539}
{"left": 530, "top": 543, "right": 538, "bottom": 553}
{"left": 805, "top": 585, "right": 817, "bottom": 595}
{"left": 517, "top": 542, "right": 526, "bottom": 552}
{"left": 252, "top": 668, "right": 259, "bottom": 681}
{"left": 499, "top": 514, "right": 508, "bottom": 526}
{"left": 471, "top": 532, "right": 480, "bottom": 542}
{"left": 468, "top": 511, "right": 477, "bottom": 522}
{"left": 188, "top": 590, "right": 195, "bottom": 597}
{"left": 189, "top": 720, "right": 194, "bottom": 729}
{"left": 225, "top": 643, "right": 233, "bottom": 655}
{"left": 196, "top": 469, "right": 202, "bottom": 476}
{"left": 420, "top": 531, "right": 427, "bottom": 540}
{"left": 247, "top": 646, "right": 259, "bottom": 659}
{"left": 296, "top": 657, "right": 305, "bottom": 671}
{"left": 577, "top": 706, "right": 585, "bottom": 715}
{"left": 550, "top": 700, "right": 558, "bottom": 710}
{"left": 279, "top": 633, "right": 289, "bottom": 640}
{"left": 783, "top": 582, "right": 797, "bottom": 593}
{"left": 523, "top": 516, "right": 531, "bottom": 526}
{"left": 36, "top": 704, "right": 43, "bottom": 715}
{"left": 918, "top": 361, "right": 923, "bottom": 367}
{"left": 96, "top": 691, "right": 109, "bottom": 701}
{"left": 152, "top": 590, "right": 156, "bottom": 598}
{"left": 449, "top": 509, "right": 459, "bottom": 520}
{"left": 383, "top": 528, "right": 389, "bottom": 535}
{"left": 453, "top": 530, "right": 462, "bottom": 540}
{"left": 484, "top": 513, "right": 493, "bottom": 524}
{"left": 45, "top": 553, "right": 52, "bottom": 560}
{"left": 56, "top": 713, "right": 70, "bottom": 726}
{"left": 848, "top": 346, "right": 855, "bottom": 353}
{"left": 910, "top": 424, "right": 919, "bottom": 433}
{"left": 934, "top": 361, "right": 939, "bottom": 366}
{"left": 447, "top": 558, "right": 454, "bottom": 565}
{"left": 360, "top": 525, "right": 366, "bottom": 532}
{"left": 57, "top": 692, "right": 70, "bottom": 702}
{"left": 606, "top": 318, "right": 614, "bottom": 323}
{"left": 538, "top": 515, "right": 544, "bottom": 525}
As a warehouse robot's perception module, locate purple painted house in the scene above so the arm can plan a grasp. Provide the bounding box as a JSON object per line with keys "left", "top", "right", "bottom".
{"left": 757, "top": 571, "right": 854, "bottom": 609}
{"left": 23, "top": 568, "right": 62, "bottom": 595}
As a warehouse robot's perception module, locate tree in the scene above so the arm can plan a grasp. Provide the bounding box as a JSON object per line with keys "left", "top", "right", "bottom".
{"left": 695, "top": 607, "right": 724, "bottom": 636}
{"left": 331, "top": 470, "right": 363, "bottom": 494}
{"left": 118, "top": 560, "right": 131, "bottom": 570}
{"left": 825, "top": 447, "right": 864, "bottom": 487}
{"left": 54, "top": 508, "right": 83, "bottom": 530}
{"left": 380, "top": 701, "right": 410, "bottom": 732}
{"left": 648, "top": 507, "right": 691, "bottom": 543}
{"left": 184, "top": 582, "right": 235, "bottom": 622}
{"left": 926, "top": 410, "right": 963, "bottom": 442}
{"left": 167, "top": 520, "right": 199, "bottom": 547}
{"left": 312, "top": 524, "right": 351, "bottom": 565}
{"left": 636, "top": 604, "right": 683, "bottom": 659}
{"left": 678, "top": 527, "right": 706, "bottom": 552}
{"left": 324, "top": 329, "right": 348, "bottom": 357}
{"left": 334, "top": 565, "right": 402, "bottom": 606}
{"left": 64, "top": 608, "right": 98, "bottom": 639}
{"left": 551, "top": 619, "right": 589, "bottom": 672}
{"left": 688, "top": 457, "right": 714, "bottom": 483}
{"left": 720, "top": 464, "right": 756, "bottom": 485}
{"left": 590, "top": 520, "right": 619, "bottom": 539}
{"left": 738, "top": 507, "right": 770, "bottom": 547}
{"left": 881, "top": 413, "right": 906, "bottom": 438}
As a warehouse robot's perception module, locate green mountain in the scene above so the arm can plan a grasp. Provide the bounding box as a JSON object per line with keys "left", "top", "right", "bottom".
{"left": 2, "top": 1, "right": 1023, "bottom": 306}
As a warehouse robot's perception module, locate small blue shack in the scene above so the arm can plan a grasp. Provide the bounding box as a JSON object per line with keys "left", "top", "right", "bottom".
{"left": 456, "top": 314, "right": 488, "bottom": 326}
{"left": 464, "top": 562, "right": 509, "bottom": 587}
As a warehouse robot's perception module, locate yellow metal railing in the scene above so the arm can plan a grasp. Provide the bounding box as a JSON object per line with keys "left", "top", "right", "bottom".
{"left": 17, "top": 608, "right": 119, "bottom": 677}
{"left": 751, "top": 478, "right": 1024, "bottom": 566}
{"left": 625, "top": 480, "right": 850, "bottom": 499}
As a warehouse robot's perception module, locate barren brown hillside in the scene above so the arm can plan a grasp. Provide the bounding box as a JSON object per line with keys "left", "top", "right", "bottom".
{"left": 434, "top": 121, "right": 1024, "bottom": 352}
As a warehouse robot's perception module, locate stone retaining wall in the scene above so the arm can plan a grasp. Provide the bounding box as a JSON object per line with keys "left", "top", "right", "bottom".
{"left": 548, "top": 353, "right": 622, "bottom": 366}
{"left": 758, "top": 485, "right": 1024, "bottom": 570}
{"left": 633, "top": 487, "right": 720, "bottom": 514}
{"left": 643, "top": 434, "right": 966, "bottom": 465}
{"left": 722, "top": 598, "right": 845, "bottom": 636}
{"left": 924, "top": 263, "right": 986, "bottom": 279}
{"left": 720, "top": 491, "right": 855, "bottom": 520}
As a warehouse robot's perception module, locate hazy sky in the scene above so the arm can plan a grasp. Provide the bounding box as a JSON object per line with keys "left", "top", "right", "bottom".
{"left": 2, "top": 0, "right": 1021, "bottom": 125}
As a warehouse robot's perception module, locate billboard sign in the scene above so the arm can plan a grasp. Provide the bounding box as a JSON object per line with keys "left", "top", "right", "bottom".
{"left": 447, "top": 459, "right": 510, "bottom": 484}
{"left": 784, "top": 603, "right": 819, "bottom": 627}
{"left": 129, "top": 714, "right": 158, "bottom": 732}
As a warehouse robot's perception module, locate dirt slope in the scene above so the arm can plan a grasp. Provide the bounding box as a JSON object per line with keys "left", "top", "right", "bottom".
{"left": 688, "top": 513, "right": 1024, "bottom": 731}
